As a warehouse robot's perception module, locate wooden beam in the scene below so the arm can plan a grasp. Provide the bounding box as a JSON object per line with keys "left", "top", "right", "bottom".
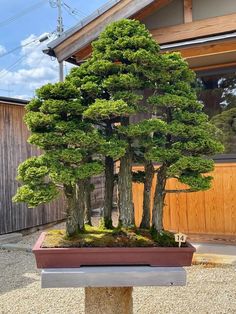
{"left": 177, "top": 40, "right": 236, "bottom": 59}
{"left": 75, "top": 44, "right": 92, "bottom": 62}
{"left": 151, "top": 13, "right": 236, "bottom": 44}
{"left": 132, "top": 0, "right": 173, "bottom": 20}
{"left": 192, "top": 61, "right": 236, "bottom": 72}
{"left": 183, "top": 0, "right": 192, "bottom": 23}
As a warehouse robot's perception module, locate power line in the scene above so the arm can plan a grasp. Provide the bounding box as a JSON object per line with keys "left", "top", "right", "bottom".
{"left": 0, "top": 0, "right": 47, "bottom": 28}
{"left": 0, "top": 39, "right": 40, "bottom": 59}
{"left": 62, "top": 2, "right": 87, "bottom": 18}
{"left": 62, "top": 3, "right": 79, "bottom": 21}
{"left": 0, "top": 32, "right": 55, "bottom": 59}
{"left": 0, "top": 33, "right": 54, "bottom": 79}
{"left": 0, "top": 55, "right": 28, "bottom": 78}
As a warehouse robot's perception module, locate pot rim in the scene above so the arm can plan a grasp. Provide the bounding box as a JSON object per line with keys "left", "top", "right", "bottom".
{"left": 33, "top": 232, "right": 196, "bottom": 253}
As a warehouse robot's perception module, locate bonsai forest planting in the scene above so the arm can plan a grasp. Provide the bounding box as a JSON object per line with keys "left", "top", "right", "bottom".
{"left": 14, "top": 19, "right": 223, "bottom": 254}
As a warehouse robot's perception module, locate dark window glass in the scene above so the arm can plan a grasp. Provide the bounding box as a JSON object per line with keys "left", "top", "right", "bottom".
{"left": 197, "top": 69, "right": 236, "bottom": 154}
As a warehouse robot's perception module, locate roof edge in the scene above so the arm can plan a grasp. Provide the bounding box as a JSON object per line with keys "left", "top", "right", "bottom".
{"left": 47, "top": 0, "right": 121, "bottom": 50}
{"left": 0, "top": 96, "right": 29, "bottom": 106}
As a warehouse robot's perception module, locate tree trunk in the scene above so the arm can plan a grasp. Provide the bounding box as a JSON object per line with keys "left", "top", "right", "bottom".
{"left": 140, "top": 161, "right": 154, "bottom": 229}
{"left": 64, "top": 184, "right": 82, "bottom": 237}
{"left": 103, "top": 156, "right": 114, "bottom": 228}
{"left": 118, "top": 144, "right": 134, "bottom": 227}
{"left": 152, "top": 165, "right": 167, "bottom": 232}
{"left": 84, "top": 178, "right": 92, "bottom": 226}
{"left": 77, "top": 180, "right": 85, "bottom": 231}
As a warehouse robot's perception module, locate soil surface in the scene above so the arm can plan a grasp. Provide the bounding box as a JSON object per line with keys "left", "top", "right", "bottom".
{"left": 42, "top": 226, "right": 179, "bottom": 248}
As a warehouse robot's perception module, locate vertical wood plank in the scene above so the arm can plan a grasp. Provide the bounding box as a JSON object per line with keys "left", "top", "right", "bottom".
{"left": 184, "top": 0, "right": 193, "bottom": 23}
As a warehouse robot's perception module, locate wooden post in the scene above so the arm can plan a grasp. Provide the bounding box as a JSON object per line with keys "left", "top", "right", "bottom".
{"left": 184, "top": 0, "right": 193, "bottom": 23}
{"left": 85, "top": 287, "right": 133, "bottom": 314}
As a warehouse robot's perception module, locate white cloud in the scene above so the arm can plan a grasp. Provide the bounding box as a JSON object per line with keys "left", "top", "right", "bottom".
{"left": 0, "top": 45, "right": 7, "bottom": 56}
{"left": 0, "top": 33, "right": 75, "bottom": 99}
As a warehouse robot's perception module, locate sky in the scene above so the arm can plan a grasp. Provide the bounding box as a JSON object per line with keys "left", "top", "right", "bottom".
{"left": 0, "top": 0, "right": 108, "bottom": 99}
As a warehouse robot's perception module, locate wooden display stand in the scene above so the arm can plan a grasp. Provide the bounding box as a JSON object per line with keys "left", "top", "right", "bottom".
{"left": 41, "top": 266, "right": 187, "bottom": 314}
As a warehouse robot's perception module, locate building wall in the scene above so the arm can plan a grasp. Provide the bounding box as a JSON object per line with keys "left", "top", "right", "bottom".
{"left": 142, "top": 0, "right": 184, "bottom": 30}
{"left": 142, "top": 0, "right": 236, "bottom": 32}
{"left": 192, "top": 0, "right": 236, "bottom": 21}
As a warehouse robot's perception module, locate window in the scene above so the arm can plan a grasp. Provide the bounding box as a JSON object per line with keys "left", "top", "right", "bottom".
{"left": 197, "top": 68, "right": 236, "bottom": 156}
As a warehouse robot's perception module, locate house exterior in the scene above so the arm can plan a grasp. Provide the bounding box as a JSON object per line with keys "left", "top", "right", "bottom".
{"left": 45, "top": 0, "right": 236, "bottom": 238}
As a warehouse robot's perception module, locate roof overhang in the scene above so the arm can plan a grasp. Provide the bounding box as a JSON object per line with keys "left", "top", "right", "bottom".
{"left": 0, "top": 96, "right": 29, "bottom": 106}
{"left": 44, "top": 0, "right": 236, "bottom": 72}
{"left": 45, "top": 0, "right": 172, "bottom": 63}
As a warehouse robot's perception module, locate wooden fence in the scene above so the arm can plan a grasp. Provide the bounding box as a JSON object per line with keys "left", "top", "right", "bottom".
{"left": 133, "top": 163, "right": 236, "bottom": 235}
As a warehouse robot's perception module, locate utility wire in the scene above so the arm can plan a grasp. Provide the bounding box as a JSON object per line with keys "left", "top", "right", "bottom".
{"left": 0, "top": 32, "right": 55, "bottom": 79}
{"left": 0, "top": 32, "right": 55, "bottom": 59}
{"left": 0, "top": 55, "right": 28, "bottom": 77}
{"left": 0, "top": 0, "right": 46, "bottom": 28}
{"left": 0, "top": 39, "right": 40, "bottom": 59}
{"left": 62, "top": 1, "right": 87, "bottom": 18}
{"left": 62, "top": 4, "right": 79, "bottom": 21}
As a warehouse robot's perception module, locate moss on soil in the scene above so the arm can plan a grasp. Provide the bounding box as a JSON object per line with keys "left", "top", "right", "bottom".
{"left": 42, "top": 225, "right": 181, "bottom": 248}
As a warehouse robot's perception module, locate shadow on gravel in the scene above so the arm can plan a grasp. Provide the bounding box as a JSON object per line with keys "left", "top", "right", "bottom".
{"left": 0, "top": 249, "right": 40, "bottom": 295}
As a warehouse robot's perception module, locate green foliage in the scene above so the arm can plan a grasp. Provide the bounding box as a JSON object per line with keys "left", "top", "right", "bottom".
{"left": 13, "top": 183, "right": 58, "bottom": 208}
{"left": 167, "top": 157, "right": 214, "bottom": 188}
{"left": 14, "top": 155, "right": 59, "bottom": 207}
{"left": 132, "top": 171, "right": 145, "bottom": 184}
{"left": 98, "top": 137, "right": 128, "bottom": 160}
{"left": 150, "top": 229, "right": 178, "bottom": 247}
{"left": 35, "top": 82, "right": 80, "bottom": 100}
{"left": 179, "top": 174, "right": 212, "bottom": 191}
{"left": 118, "top": 119, "right": 167, "bottom": 137}
{"left": 211, "top": 107, "right": 236, "bottom": 153}
{"left": 15, "top": 80, "right": 104, "bottom": 208}
{"left": 83, "top": 99, "right": 136, "bottom": 120}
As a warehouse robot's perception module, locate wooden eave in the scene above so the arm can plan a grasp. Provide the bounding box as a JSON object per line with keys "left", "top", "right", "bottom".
{"left": 163, "top": 37, "right": 236, "bottom": 71}
{"left": 47, "top": 0, "right": 236, "bottom": 71}
{"left": 48, "top": 0, "right": 173, "bottom": 63}
{"left": 151, "top": 13, "right": 236, "bottom": 44}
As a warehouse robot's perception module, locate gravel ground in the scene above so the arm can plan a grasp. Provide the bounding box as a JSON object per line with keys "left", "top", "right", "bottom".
{"left": 0, "top": 225, "right": 236, "bottom": 314}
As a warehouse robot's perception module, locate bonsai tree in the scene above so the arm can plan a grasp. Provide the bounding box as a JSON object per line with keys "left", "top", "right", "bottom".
{"left": 14, "top": 19, "right": 224, "bottom": 244}
{"left": 14, "top": 82, "right": 104, "bottom": 236}
{"left": 142, "top": 52, "right": 224, "bottom": 231}
{"left": 68, "top": 19, "right": 163, "bottom": 228}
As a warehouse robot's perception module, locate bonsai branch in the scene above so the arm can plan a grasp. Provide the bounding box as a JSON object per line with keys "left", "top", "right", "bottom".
{"left": 165, "top": 189, "right": 196, "bottom": 193}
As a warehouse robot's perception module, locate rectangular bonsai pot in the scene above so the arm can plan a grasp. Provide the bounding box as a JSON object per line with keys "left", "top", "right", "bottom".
{"left": 33, "top": 232, "right": 196, "bottom": 269}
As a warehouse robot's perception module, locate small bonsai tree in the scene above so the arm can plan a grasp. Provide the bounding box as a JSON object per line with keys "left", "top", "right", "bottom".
{"left": 14, "top": 82, "right": 104, "bottom": 236}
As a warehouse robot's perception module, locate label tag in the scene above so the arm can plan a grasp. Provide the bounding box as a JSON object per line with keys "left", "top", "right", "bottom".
{"left": 175, "top": 232, "right": 187, "bottom": 247}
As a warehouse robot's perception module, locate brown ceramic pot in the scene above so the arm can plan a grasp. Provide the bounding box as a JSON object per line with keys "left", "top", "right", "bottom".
{"left": 33, "top": 232, "right": 196, "bottom": 268}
